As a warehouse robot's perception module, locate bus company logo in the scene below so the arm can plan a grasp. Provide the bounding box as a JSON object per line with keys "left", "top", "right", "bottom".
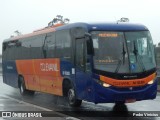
{"left": 40, "top": 63, "right": 59, "bottom": 72}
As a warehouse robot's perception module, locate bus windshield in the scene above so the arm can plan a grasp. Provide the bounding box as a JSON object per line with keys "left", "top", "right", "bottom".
{"left": 92, "top": 31, "right": 156, "bottom": 73}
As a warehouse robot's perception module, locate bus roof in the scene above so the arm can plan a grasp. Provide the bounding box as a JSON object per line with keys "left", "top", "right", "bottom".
{"left": 56, "top": 22, "right": 148, "bottom": 31}
{"left": 3, "top": 22, "right": 148, "bottom": 42}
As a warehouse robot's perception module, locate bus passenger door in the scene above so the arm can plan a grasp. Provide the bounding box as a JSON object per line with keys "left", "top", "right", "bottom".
{"left": 75, "top": 38, "right": 90, "bottom": 100}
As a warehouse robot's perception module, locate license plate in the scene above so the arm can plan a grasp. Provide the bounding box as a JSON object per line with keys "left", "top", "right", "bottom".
{"left": 125, "top": 99, "right": 136, "bottom": 103}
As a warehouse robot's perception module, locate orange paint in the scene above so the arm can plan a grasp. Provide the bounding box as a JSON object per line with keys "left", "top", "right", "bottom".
{"left": 10, "top": 23, "right": 63, "bottom": 42}
{"left": 100, "top": 73, "right": 156, "bottom": 87}
{"left": 10, "top": 27, "right": 55, "bottom": 41}
{"left": 16, "top": 58, "right": 63, "bottom": 96}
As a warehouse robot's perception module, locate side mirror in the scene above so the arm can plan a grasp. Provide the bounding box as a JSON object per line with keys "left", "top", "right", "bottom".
{"left": 86, "top": 37, "right": 94, "bottom": 55}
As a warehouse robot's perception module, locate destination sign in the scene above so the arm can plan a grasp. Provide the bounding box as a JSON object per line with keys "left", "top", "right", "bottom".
{"left": 98, "top": 33, "right": 118, "bottom": 37}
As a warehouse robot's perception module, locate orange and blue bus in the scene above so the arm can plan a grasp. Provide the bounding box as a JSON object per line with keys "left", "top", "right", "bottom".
{"left": 2, "top": 22, "right": 158, "bottom": 107}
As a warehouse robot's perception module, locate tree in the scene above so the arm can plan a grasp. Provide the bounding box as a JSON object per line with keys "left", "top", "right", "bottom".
{"left": 117, "top": 17, "right": 129, "bottom": 23}
{"left": 14, "top": 30, "right": 22, "bottom": 36}
{"left": 48, "top": 15, "right": 70, "bottom": 27}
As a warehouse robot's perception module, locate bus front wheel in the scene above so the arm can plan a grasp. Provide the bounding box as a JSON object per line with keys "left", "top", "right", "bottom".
{"left": 67, "top": 88, "right": 82, "bottom": 107}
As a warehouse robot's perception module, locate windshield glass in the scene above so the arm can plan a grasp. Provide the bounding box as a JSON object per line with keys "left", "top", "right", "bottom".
{"left": 92, "top": 31, "right": 156, "bottom": 73}
{"left": 125, "top": 31, "right": 156, "bottom": 73}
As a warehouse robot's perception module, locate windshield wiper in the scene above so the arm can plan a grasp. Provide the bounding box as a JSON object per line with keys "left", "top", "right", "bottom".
{"left": 133, "top": 41, "right": 146, "bottom": 72}
{"left": 133, "top": 41, "right": 138, "bottom": 62}
{"left": 115, "top": 42, "right": 126, "bottom": 73}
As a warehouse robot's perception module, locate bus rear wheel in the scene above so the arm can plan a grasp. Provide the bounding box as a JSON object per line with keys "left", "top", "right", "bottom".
{"left": 19, "top": 77, "right": 35, "bottom": 96}
{"left": 67, "top": 88, "right": 82, "bottom": 107}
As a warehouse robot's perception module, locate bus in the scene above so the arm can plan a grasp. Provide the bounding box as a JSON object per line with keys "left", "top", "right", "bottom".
{"left": 2, "top": 22, "right": 158, "bottom": 107}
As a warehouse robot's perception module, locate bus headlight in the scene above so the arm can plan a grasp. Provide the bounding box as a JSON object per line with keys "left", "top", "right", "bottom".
{"left": 94, "top": 79, "right": 111, "bottom": 88}
{"left": 103, "top": 83, "right": 111, "bottom": 87}
{"left": 148, "top": 79, "right": 154, "bottom": 84}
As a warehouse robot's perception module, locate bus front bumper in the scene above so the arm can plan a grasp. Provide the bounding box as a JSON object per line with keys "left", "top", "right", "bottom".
{"left": 93, "top": 78, "right": 158, "bottom": 104}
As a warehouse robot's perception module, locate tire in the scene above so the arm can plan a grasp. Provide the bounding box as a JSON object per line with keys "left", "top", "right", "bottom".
{"left": 67, "top": 87, "right": 82, "bottom": 107}
{"left": 19, "top": 77, "right": 35, "bottom": 96}
{"left": 113, "top": 102, "right": 128, "bottom": 112}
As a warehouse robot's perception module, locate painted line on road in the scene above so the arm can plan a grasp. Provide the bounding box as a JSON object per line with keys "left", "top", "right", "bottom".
{"left": 0, "top": 95, "right": 81, "bottom": 119}
{"left": 2, "top": 95, "right": 52, "bottom": 111}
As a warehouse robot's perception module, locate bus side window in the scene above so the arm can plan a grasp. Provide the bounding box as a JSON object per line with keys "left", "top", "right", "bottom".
{"left": 45, "top": 32, "right": 56, "bottom": 58}
{"left": 30, "top": 35, "right": 44, "bottom": 59}
{"left": 20, "top": 39, "right": 31, "bottom": 59}
{"left": 55, "top": 30, "right": 71, "bottom": 61}
{"left": 5, "top": 41, "right": 18, "bottom": 60}
{"left": 2, "top": 42, "right": 8, "bottom": 60}
{"left": 3, "top": 43, "right": 7, "bottom": 52}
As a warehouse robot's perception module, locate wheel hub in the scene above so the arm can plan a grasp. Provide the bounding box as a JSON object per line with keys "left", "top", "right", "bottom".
{"left": 20, "top": 84, "right": 24, "bottom": 93}
{"left": 68, "top": 89, "right": 75, "bottom": 104}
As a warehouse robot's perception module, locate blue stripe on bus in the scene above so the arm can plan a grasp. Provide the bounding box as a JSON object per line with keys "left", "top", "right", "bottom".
{"left": 2, "top": 61, "right": 19, "bottom": 88}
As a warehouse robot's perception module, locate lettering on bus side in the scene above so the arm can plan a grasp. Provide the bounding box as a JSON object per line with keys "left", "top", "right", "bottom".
{"left": 40, "top": 63, "right": 59, "bottom": 72}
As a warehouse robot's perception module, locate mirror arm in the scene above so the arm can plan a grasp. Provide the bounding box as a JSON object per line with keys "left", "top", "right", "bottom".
{"left": 85, "top": 32, "right": 91, "bottom": 37}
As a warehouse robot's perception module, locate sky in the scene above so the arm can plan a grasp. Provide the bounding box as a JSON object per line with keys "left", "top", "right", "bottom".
{"left": 0, "top": 0, "right": 160, "bottom": 54}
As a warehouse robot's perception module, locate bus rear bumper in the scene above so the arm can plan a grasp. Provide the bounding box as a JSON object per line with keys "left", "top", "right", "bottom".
{"left": 93, "top": 79, "right": 158, "bottom": 104}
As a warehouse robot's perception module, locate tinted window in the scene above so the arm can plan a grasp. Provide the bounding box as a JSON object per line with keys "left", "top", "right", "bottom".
{"left": 2, "top": 42, "right": 8, "bottom": 60}
{"left": 3, "top": 40, "right": 19, "bottom": 60}
{"left": 20, "top": 38, "right": 31, "bottom": 59}
{"left": 44, "top": 32, "right": 56, "bottom": 58}
{"left": 55, "top": 30, "right": 71, "bottom": 61}
{"left": 30, "top": 35, "right": 45, "bottom": 59}
{"left": 3, "top": 34, "right": 45, "bottom": 60}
